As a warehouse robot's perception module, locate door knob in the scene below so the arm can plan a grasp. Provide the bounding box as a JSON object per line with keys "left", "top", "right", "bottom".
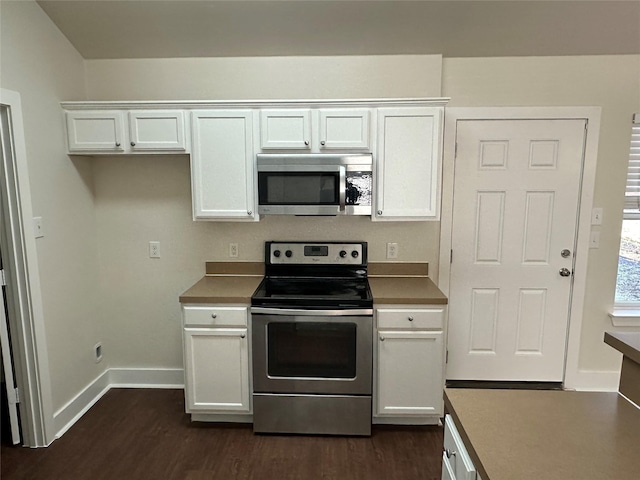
{"left": 559, "top": 268, "right": 571, "bottom": 277}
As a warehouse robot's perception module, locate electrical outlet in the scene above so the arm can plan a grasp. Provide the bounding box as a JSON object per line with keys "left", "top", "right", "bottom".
{"left": 94, "top": 342, "right": 103, "bottom": 363}
{"left": 149, "top": 241, "right": 160, "bottom": 258}
{"left": 229, "top": 243, "right": 239, "bottom": 258}
{"left": 386, "top": 242, "right": 398, "bottom": 259}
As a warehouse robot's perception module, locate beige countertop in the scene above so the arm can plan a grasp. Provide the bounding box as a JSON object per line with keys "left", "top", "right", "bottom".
{"left": 369, "top": 276, "right": 447, "bottom": 304}
{"left": 604, "top": 331, "right": 640, "bottom": 364}
{"left": 179, "top": 261, "right": 447, "bottom": 305}
{"left": 444, "top": 388, "right": 640, "bottom": 480}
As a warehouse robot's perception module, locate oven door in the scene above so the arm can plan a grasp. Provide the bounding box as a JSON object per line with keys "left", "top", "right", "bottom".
{"left": 251, "top": 308, "right": 373, "bottom": 395}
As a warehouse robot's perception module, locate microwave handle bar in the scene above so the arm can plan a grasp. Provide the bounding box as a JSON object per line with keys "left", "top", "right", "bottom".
{"left": 339, "top": 166, "right": 346, "bottom": 213}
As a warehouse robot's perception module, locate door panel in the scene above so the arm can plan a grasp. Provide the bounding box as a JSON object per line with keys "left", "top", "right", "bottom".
{"left": 448, "top": 119, "right": 586, "bottom": 381}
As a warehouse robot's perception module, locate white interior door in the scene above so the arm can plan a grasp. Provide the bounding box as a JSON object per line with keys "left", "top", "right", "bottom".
{"left": 447, "top": 119, "right": 586, "bottom": 382}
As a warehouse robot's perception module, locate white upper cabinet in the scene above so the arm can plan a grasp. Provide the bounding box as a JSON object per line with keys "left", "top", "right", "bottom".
{"left": 260, "top": 109, "right": 312, "bottom": 150}
{"left": 375, "top": 107, "right": 443, "bottom": 221}
{"left": 260, "top": 108, "right": 371, "bottom": 151}
{"left": 191, "top": 110, "right": 257, "bottom": 221}
{"left": 65, "top": 109, "right": 187, "bottom": 154}
{"left": 128, "top": 110, "right": 186, "bottom": 151}
{"left": 66, "top": 110, "right": 126, "bottom": 152}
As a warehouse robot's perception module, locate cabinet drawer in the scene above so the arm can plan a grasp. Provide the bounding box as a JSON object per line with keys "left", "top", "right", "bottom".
{"left": 183, "top": 306, "right": 247, "bottom": 327}
{"left": 377, "top": 307, "right": 444, "bottom": 329}
{"left": 444, "top": 414, "right": 477, "bottom": 480}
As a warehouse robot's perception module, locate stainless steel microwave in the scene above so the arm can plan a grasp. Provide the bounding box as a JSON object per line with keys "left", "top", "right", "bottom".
{"left": 257, "top": 153, "right": 373, "bottom": 216}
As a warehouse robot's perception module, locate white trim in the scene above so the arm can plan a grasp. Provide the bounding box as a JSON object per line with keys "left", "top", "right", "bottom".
{"left": 565, "top": 370, "right": 620, "bottom": 392}
{"left": 53, "top": 368, "right": 185, "bottom": 440}
{"left": 439, "top": 106, "right": 602, "bottom": 390}
{"left": 60, "top": 97, "right": 450, "bottom": 110}
{"left": 608, "top": 308, "right": 640, "bottom": 327}
{"left": 53, "top": 370, "right": 111, "bottom": 440}
{"left": 0, "top": 89, "right": 55, "bottom": 446}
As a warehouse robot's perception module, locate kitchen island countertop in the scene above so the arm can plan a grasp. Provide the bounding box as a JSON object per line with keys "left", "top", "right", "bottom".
{"left": 444, "top": 388, "right": 640, "bottom": 480}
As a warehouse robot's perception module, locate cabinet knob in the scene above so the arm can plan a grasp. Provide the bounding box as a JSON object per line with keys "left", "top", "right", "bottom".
{"left": 445, "top": 448, "right": 457, "bottom": 459}
{"left": 304, "top": 141, "right": 309, "bottom": 146}
{"left": 408, "top": 316, "right": 414, "bottom": 322}
{"left": 115, "top": 142, "right": 121, "bottom": 147}
{"left": 211, "top": 313, "right": 217, "bottom": 319}
{"left": 240, "top": 333, "right": 246, "bottom": 339}
{"left": 130, "top": 141, "right": 136, "bottom": 147}
{"left": 379, "top": 335, "right": 385, "bottom": 342}
{"left": 377, "top": 210, "right": 383, "bottom": 215}
{"left": 321, "top": 140, "right": 326, "bottom": 146}
{"left": 247, "top": 210, "right": 252, "bottom": 216}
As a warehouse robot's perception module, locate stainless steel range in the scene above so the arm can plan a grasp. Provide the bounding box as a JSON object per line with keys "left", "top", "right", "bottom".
{"left": 251, "top": 241, "right": 373, "bottom": 436}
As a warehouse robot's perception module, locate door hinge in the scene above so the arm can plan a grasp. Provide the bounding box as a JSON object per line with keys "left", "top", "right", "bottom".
{"left": 0, "top": 269, "right": 5, "bottom": 286}
{"left": 10, "top": 388, "right": 20, "bottom": 405}
{"left": 454, "top": 142, "right": 458, "bottom": 159}
{"left": 446, "top": 350, "right": 449, "bottom": 364}
{"left": 450, "top": 250, "right": 453, "bottom": 264}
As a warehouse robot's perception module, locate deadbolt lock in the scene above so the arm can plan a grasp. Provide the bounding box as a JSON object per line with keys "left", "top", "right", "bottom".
{"left": 561, "top": 249, "right": 571, "bottom": 258}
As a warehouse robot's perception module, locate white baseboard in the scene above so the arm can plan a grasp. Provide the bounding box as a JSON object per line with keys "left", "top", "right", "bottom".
{"left": 53, "top": 368, "right": 185, "bottom": 439}
{"left": 565, "top": 369, "right": 620, "bottom": 392}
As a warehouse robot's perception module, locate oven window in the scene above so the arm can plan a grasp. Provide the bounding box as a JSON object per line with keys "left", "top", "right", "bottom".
{"left": 258, "top": 173, "right": 339, "bottom": 205}
{"left": 267, "top": 322, "right": 357, "bottom": 378}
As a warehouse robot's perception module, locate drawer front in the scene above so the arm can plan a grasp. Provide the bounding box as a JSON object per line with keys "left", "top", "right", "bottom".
{"left": 444, "top": 414, "right": 476, "bottom": 480}
{"left": 377, "top": 307, "right": 444, "bottom": 329}
{"left": 183, "top": 306, "right": 247, "bottom": 327}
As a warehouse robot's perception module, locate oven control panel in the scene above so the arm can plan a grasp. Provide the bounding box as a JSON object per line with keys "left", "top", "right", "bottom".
{"left": 267, "top": 242, "right": 366, "bottom": 265}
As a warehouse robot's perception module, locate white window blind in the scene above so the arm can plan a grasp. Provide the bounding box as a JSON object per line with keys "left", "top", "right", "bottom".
{"left": 625, "top": 113, "right": 640, "bottom": 216}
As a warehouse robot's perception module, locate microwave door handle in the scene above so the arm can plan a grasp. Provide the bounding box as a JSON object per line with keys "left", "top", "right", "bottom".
{"left": 339, "top": 166, "right": 346, "bottom": 212}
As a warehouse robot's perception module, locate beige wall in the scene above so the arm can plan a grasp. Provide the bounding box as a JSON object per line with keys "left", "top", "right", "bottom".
{"left": 0, "top": 1, "right": 103, "bottom": 412}
{"left": 87, "top": 55, "right": 443, "bottom": 367}
{"left": 443, "top": 55, "right": 640, "bottom": 373}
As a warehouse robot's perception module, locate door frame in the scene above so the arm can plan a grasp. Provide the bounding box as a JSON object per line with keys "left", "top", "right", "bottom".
{"left": 0, "top": 88, "right": 55, "bottom": 446}
{"left": 439, "top": 107, "right": 601, "bottom": 390}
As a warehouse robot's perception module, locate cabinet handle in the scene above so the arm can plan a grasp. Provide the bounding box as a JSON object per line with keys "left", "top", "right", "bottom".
{"left": 445, "top": 448, "right": 457, "bottom": 459}
{"left": 304, "top": 141, "right": 309, "bottom": 146}
{"left": 115, "top": 142, "right": 121, "bottom": 147}
{"left": 240, "top": 333, "right": 246, "bottom": 339}
{"left": 408, "top": 316, "right": 414, "bottom": 322}
{"left": 379, "top": 335, "right": 385, "bottom": 342}
{"left": 247, "top": 210, "right": 252, "bottom": 216}
{"left": 211, "top": 313, "right": 217, "bottom": 319}
{"left": 377, "top": 210, "right": 383, "bottom": 215}
{"left": 321, "top": 140, "right": 326, "bottom": 146}
{"left": 130, "top": 141, "right": 136, "bottom": 147}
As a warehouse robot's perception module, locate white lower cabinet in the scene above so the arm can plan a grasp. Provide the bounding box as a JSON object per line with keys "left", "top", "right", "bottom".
{"left": 182, "top": 305, "right": 251, "bottom": 414}
{"left": 375, "top": 306, "right": 445, "bottom": 419}
{"left": 442, "top": 414, "right": 479, "bottom": 480}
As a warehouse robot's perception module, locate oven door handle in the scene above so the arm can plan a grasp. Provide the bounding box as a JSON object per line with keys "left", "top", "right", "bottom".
{"left": 339, "top": 165, "right": 346, "bottom": 212}
{"left": 251, "top": 307, "right": 373, "bottom": 316}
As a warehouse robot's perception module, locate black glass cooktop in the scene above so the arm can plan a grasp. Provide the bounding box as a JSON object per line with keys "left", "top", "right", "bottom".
{"left": 251, "top": 277, "right": 373, "bottom": 309}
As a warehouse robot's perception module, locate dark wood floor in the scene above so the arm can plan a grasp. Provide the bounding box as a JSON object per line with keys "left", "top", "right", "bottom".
{"left": 1, "top": 389, "right": 444, "bottom": 480}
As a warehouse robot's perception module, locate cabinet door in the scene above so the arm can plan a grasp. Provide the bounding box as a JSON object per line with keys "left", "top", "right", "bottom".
{"left": 375, "top": 107, "right": 443, "bottom": 220}
{"left": 376, "top": 329, "right": 444, "bottom": 415}
{"left": 318, "top": 109, "right": 370, "bottom": 150}
{"left": 65, "top": 110, "right": 125, "bottom": 152}
{"left": 128, "top": 110, "right": 186, "bottom": 151}
{"left": 444, "top": 414, "right": 477, "bottom": 480}
{"left": 183, "top": 327, "right": 250, "bottom": 413}
{"left": 191, "top": 110, "right": 256, "bottom": 220}
{"left": 442, "top": 452, "right": 457, "bottom": 480}
{"left": 260, "top": 109, "right": 311, "bottom": 149}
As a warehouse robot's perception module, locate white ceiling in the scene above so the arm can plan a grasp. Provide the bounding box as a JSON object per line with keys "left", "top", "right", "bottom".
{"left": 36, "top": 0, "right": 640, "bottom": 60}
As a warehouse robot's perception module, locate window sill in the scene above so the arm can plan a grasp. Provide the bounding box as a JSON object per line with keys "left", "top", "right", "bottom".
{"left": 609, "top": 308, "right": 640, "bottom": 327}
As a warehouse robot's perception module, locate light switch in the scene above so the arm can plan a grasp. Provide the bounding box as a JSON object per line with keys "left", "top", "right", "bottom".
{"left": 591, "top": 208, "right": 603, "bottom": 225}
{"left": 590, "top": 231, "right": 600, "bottom": 249}
{"left": 33, "top": 217, "right": 44, "bottom": 238}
